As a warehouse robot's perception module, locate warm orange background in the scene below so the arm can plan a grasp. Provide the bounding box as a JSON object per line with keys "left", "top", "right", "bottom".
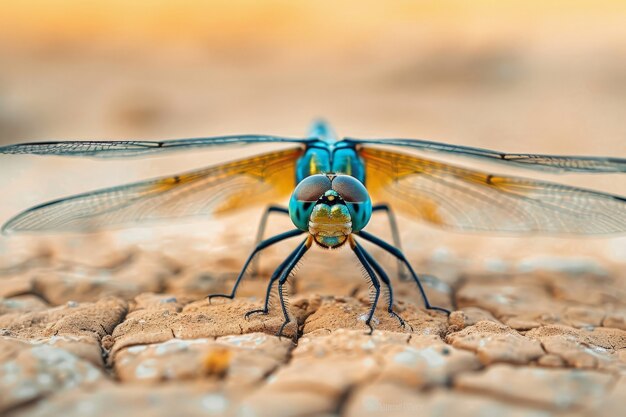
{"left": 1, "top": 0, "right": 625, "bottom": 148}
{"left": 3, "top": 1, "right": 626, "bottom": 43}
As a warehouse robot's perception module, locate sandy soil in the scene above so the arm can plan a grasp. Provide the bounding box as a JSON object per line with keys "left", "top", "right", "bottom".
{"left": 1, "top": 2, "right": 626, "bottom": 416}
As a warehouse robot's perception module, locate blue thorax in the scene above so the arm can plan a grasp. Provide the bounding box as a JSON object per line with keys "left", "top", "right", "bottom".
{"left": 296, "top": 121, "right": 366, "bottom": 184}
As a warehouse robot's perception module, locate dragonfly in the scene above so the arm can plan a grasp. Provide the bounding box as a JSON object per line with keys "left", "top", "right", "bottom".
{"left": 1, "top": 120, "right": 625, "bottom": 337}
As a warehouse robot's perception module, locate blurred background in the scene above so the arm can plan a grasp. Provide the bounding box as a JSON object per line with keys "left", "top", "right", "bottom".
{"left": 0, "top": 0, "right": 625, "bottom": 278}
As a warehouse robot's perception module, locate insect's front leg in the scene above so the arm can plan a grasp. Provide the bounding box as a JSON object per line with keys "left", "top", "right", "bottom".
{"left": 245, "top": 241, "right": 305, "bottom": 319}
{"left": 357, "top": 230, "right": 451, "bottom": 315}
{"left": 350, "top": 236, "right": 381, "bottom": 335}
{"left": 276, "top": 236, "right": 312, "bottom": 339}
{"left": 207, "top": 229, "right": 303, "bottom": 302}
{"left": 356, "top": 239, "right": 412, "bottom": 331}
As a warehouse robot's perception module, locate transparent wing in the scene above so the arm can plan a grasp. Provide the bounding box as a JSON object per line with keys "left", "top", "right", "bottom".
{"left": 360, "top": 147, "right": 626, "bottom": 235}
{"left": 2, "top": 147, "right": 303, "bottom": 233}
{"left": 346, "top": 138, "right": 626, "bottom": 174}
{"left": 0, "top": 135, "right": 311, "bottom": 158}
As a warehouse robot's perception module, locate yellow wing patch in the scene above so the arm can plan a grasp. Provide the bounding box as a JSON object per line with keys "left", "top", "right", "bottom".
{"left": 211, "top": 148, "right": 301, "bottom": 213}
{"left": 360, "top": 147, "right": 447, "bottom": 226}
{"left": 3, "top": 147, "right": 304, "bottom": 233}
{"left": 146, "top": 147, "right": 302, "bottom": 214}
{"left": 153, "top": 173, "right": 199, "bottom": 192}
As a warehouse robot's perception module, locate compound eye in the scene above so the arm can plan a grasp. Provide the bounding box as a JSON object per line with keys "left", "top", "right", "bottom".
{"left": 293, "top": 175, "right": 332, "bottom": 201}
{"left": 332, "top": 175, "right": 369, "bottom": 203}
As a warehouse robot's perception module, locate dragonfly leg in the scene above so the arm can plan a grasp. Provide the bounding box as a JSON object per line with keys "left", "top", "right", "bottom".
{"left": 350, "top": 238, "right": 381, "bottom": 335}
{"left": 372, "top": 204, "right": 408, "bottom": 281}
{"left": 245, "top": 241, "right": 305, "bottom": 319}
{"left": 357, "top": 230, "right": 451, "bottom": 315}
{"left": 250, "top": 205, "right": 290, "bottom": 277}
{"left": 356, "top": 240, "right": 412, "bottom": 331}
{"left": 276, "top": 236, "right": 312, "bottom": 339}
{"left": 207, "top": 229, "right": 303, "bottom": 302}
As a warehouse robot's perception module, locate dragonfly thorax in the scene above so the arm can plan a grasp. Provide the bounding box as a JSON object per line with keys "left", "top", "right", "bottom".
{"left": 288, "top": 174, "right": 372, "bottom": 249}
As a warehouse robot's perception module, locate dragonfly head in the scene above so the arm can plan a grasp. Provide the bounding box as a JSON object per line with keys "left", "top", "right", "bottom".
{"left": 289, "top": 174, "right": 372, "bottom": 249}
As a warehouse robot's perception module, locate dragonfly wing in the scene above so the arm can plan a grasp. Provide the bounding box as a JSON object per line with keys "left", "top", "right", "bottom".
{"left": 347, "top": 138, "right": 626, "bottom": 174}
{"left": 2, "top": 147, "right": 303, "bottom": 233}
{"left": 0, "top": 135, "right": 311, "bottom": 158}
{"left": 360, "top": 147, "right": 626, "bottom": 235}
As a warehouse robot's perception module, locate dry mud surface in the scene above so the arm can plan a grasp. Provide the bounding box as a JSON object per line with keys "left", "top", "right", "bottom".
{"left": 0, "top": 226, "right": 624, "bottom": 417}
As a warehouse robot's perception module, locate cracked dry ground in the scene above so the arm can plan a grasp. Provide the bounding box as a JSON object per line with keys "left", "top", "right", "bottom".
{"left": 0, "top": 234, "right": 625, "bottom": 417}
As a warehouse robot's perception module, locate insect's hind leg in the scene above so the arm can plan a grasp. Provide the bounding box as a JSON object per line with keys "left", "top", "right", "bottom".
{"left": 350, "top": 237, "right": 382, "bottom": 335}
{"left": 245, "top": 242, "right": 305, "bottom": 319}
{"left": 371, "top": 204, "right": 408, "bottom": 281}
{"left": 250, "top": 205, "right": 290, "bottom": 277}
{"left": 356, "top": 240, "right": 412, "bottom": 331}
{"left": 357, "top": 230, "right": 451, "bottom": 315}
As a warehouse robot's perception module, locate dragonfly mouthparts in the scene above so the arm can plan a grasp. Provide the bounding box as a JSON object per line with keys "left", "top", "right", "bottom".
{"left": 308, "top": 221, "right": 353, "bottom": 237}
{"left": 308, "top": 201, "right": 353, "bottom": 248}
